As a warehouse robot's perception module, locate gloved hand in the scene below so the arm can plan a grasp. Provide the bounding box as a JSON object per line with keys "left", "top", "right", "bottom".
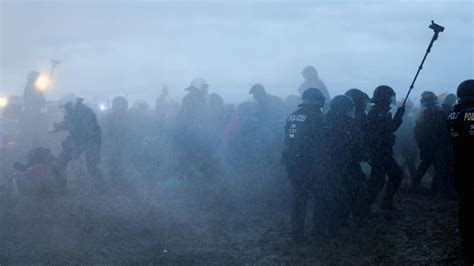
{"left": 394, "top": 106, "right": 405, "bottom": 121}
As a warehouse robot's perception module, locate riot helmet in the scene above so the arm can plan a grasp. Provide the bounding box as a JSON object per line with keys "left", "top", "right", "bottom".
{"left": 300, "top": 88, "right": 325, "bottom": 107}
{"left": 329, "top": 95, "right": 356, "bottom": 118}
{"left": 372, "top": 85, "right": 395, "bottom": 105}
{"left": 345, "top": 88, "right": 370, "bottom": 112}
{"left": 420, "top": 91, "right": 438, "bottom": 107}
{"left": 59, "top": 93, "right": 78, "bottom": 109}
{"left": 443, "top": 93, "right": 457, "bottom": 106}
{"left": 456, "top": 79, "right": 474, "bottom": 103}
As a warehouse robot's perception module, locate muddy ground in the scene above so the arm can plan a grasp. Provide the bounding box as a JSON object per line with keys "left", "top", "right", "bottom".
{"left": 0, "top": 166, "right": 462, "bottom": 265}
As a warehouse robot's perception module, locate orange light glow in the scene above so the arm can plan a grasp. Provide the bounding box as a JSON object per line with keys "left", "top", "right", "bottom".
{"left": 34, "top": 74, "right": 51, "bottom": 92}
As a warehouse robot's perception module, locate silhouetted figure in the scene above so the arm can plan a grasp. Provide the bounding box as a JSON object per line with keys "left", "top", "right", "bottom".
{"left": 13, "top": 147, "right": 66, "bottom": 197}
{"left": 21, "top": 71, "right": 47, "bottom": 148}
{"left": 129, "top": 100, "right": 154, "bottom": 137}
{"left": 192, "top": 78, "right": 210, "bottom": 106}
{"left": 225, "top": 101, "right": 260, "bottom": 171}
{"left": 54, "top": 93, "right": 103, "bottom": 188}
{"left": 129, "top": 100, "right": 160, "bottom": 182}
{"left": 174, "top": 79, "right": 213, "bottom": 179}
{"left": 207, "top": 93, "right": 227, "bottom": 141}
{"left": 298, "top": 66, "right": 330, "bottom": 100}
{"left": 249, "top": 84, "right": 288, "bottom": 126}
{"left": 365, "top": 85, "right": 405, "bottom": 210}
{"left": 412, "top": 91, "right": 453, "bottom": 195}
{"left": 317, "top": 95, "right": 360, "bottom": 236}
{"left": 155, "top": 86, "right": 170, "bottom": 130}
{"left": 282, "top": 88, "right": 325, "bottom": 243}
{"left": 102, "top": 96, "right": 130, "bottom": 178}
{"left": 205, "top": 93, "right": 227, "bottom": 171}
{"left": 345, "top": 88, "right": 370, "bottom": 158}
{"left": 176, "top": 81, "right": 208, "bottom": 130}
{"left": 23, "top": 71, "right": 46, "bottom": 112}
{"left": 344, "top": 89, "right": 371, "bottom": 219}
{"left": 249, "top": 84, "right": 289, "bottom": 166}
{"left": 447, "top": 79, "right": 474, "bottom": 264}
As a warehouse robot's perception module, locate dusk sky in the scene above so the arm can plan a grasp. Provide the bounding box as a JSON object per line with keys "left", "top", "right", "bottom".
{"left": 1, "top": 0, "right": 473, "bottom": 104}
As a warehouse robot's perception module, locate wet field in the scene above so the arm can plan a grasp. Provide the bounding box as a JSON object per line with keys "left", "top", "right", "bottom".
{"left": 0, "top": 171, "right": 462, "bottom": 265}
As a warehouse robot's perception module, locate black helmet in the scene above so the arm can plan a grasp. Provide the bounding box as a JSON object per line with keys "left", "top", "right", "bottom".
{"left": 345, "top": 88, "right": 369, "bottom": 111}
{"left": 457, "top": 79, "right": 474, "bottom": 99}
{"left": 328, "top": 95, "right": 355, "bottom": 118}
{"left": 420, "top": 91, "right": 438, "bottom": 107}
{"left": 372, "top": 85, "right": 395, "bottom": 104}
{"left": 443, "top": 93, "right": 457, "bottom": 106}
{"left": 300, "top": 88, "right": 325, "bottom": 107}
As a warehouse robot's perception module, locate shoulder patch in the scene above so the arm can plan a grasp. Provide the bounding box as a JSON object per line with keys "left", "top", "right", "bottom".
{"left": 287, "top": 114, "right": 307, "bottom": 122}
{"left": 447, "top": 112, "right": 459, "bottom": 120}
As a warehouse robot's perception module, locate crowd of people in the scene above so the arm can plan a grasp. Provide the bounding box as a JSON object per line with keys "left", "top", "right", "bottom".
{"left": 9, "top": 66, "right": 474, "bottom": 263}
{"left": 281, "top": 77, "right": 472, "bottom": 264}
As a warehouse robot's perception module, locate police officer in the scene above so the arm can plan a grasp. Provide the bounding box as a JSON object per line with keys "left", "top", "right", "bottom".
{"left": 365, "top": 85, "right": 405, "bottom": 210}
{"left": 282, "top": 88, "right": 325, "bottom": 243}
{"left": 447, "top": 80, "right": 474, "bottom": 264}
{"left": 344, "top": 88, "right": 370, "bottom": 159}
{"left": 174, "top": 79, "right": 212, "bottom": 179}
{"left": 22, "top": 71, "right": 48, "bottom": 148}
{"left": 318, "top": 95, "right": 361, "bottom": 234}
{"left": 344, "top": 89, "right": 370, "bottom": 220}
{"left": 54, "top": 93, "right": 103, "bottom": 187}
{"left": 412, "top": 91, "right": 452, "bottom": 195}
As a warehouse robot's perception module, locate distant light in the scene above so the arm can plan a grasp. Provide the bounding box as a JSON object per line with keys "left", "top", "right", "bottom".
{"left": 99, "top": 104, "right": 107, "bottom": 111}
{"left": 0, "top": 97, "right": 8, "bottom": 108}
{"left": 34, "top": 74, "right": 51, "bottom": 92}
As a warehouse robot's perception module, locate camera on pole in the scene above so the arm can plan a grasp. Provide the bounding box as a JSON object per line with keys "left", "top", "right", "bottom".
{"left": 402, "top": 20, "right": 445, "bottom": 107}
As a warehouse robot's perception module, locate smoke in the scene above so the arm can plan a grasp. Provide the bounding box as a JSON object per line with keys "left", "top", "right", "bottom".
{"left": 0, "top": 1, "right": 471, "bottom": 264}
